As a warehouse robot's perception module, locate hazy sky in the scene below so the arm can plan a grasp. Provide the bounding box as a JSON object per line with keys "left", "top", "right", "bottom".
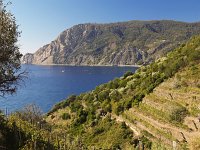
{"left": 8, "top": 0, "right": 200, "bottom": 54}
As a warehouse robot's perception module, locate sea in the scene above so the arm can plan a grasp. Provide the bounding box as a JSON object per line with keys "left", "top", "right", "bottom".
{"left": 0, "top": 65, "right": 138, "bottom": 113}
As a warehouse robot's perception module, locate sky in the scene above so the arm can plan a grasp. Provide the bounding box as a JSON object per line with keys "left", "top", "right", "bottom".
{"left": 7, "top": 0, "right": 200, "bottom": 54}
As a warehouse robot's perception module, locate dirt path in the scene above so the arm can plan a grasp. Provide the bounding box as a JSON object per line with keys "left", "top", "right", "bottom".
{"left": 111, "top": 114, "right": 140, "bottom": 136}
{"left": 111, "top": 113, "right": 173, "bottom": 146}
{"left": 128, "top": 108, "right": 200, "bottom": 144}
{"left": 111, "top": 106, "right": 200, "bottom": 147}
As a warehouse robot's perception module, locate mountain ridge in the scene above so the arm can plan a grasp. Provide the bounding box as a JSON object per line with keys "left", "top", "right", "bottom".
{"left": 22, "top": 20, "right": 200, "bottom": 66}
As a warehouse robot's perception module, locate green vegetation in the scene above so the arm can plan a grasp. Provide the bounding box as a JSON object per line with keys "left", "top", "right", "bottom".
{"left": 1, "top": 8, "right": 200, "bottom": 148}
{"left": 73, "top": 116, "right": 134, "bottom": 149}
{"left": 0, "top": 111, "right": 54, "bottom": 149}
{"left": 43, "top": 36, "right": 200, "bottom": 149}
{"left": 50, "top": 36, "right": 200, "bottom": 118}
{"left": 0, "top": 0, "right": 24, "bottom": 96}
{"left": 0, "top": 1, "right": 30, "bottom": 149}
{"left": 61, "top": 112, "right": 71, "bottom": 120}
{"left": 168, "top": 105, "right": 188, "bottom": 123}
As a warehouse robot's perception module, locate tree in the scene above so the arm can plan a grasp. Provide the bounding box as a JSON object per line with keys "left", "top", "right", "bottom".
{"left": 15, "top": 104, "right": 43, "bottom": 125}
{"left": 0, "top": 1, "right": 24, "bottom": 96}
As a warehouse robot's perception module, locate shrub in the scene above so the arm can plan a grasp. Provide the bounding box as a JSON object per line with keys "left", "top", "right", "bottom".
{"left": 132, "top": 99, "right": 139, "bottom": 107}
{"left": 83, "top": 93, "right": 94, "bottom": 101}
{"left": 121, "top": 122, "right": 127, "bottom": 129}
{"left": 169, "top": 106, "right": 188, "bottom": 123}
{"left": 133, "top": 94, "right": 145, "bottom": 102}
{"left": 68, "top": 95, "right": 77, "bottom": 102}
{"left": 123, "top": 71, "right": 133, "bottom": 79}
{"left": 123, "top": 99, "right": 132, "bottom": 110}
{"left": 141, "top": 136, "right": 152, "bottom": 149}
{"left": 109, "top": 90, "right": 122, "bottom": 101}
{"left": 74, "top": 110, "right": 88, "bottom": 126}
{"left": 93, "top": 127, "right": 104, "bottom": 135}
{"left": 107, "top": 78, "right": 120, "bottom": 89}
{"left": 61, "top": 113, "right": 71, "bottom": 120}
{"left": 101, "top": 100, "right": 112, "bottom": 113}
{"left": 119, "top": 79, "right": 127, "bottom": 88}
{"left": 70, "top": 102, "right": 83, "bottom": 112}
{"left": 98, "top": 89, "right": 110, "bottom": 101}
{"left": 113, "top": 103, "right": 124, "bottom": 115}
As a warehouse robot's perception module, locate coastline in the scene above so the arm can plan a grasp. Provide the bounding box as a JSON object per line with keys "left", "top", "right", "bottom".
{"left": 23, "top": 63, "right": 141, "bottom": 67}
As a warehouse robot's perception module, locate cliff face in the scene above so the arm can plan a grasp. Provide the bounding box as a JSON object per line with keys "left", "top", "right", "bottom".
{"left": 22, "top": 20, "right": 200, "bottom": 65}
{"left": 21, "top": 53, "right": 34, "bottom": 64}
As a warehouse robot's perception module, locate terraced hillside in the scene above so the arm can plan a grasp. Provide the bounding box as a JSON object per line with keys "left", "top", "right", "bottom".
{"left": 122, "top": 64, "right": 200, "bottom": 149}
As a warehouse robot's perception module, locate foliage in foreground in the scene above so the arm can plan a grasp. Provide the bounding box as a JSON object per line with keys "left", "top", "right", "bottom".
{"left": 0, "top": 0, "right": 25, "bottom": 96}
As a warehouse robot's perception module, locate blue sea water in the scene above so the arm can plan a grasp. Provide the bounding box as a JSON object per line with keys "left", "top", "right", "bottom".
{"left": 0, "top": 65, "right": 137, "bottom": 113}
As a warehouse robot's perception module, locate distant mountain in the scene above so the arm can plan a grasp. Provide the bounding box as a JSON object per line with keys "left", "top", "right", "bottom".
{"left": 22, "top": 20, "right": 200, "bottom": 65}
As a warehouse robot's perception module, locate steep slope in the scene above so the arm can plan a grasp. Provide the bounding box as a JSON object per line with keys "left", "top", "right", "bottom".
{"left": 45, "top": 36, "right": 200, "bottom": 149}
{"left": 22, "top": 20, "right": 200, "bottom": 66}
{"left": 123, "top": 64, "right": 200, "bottom": 149}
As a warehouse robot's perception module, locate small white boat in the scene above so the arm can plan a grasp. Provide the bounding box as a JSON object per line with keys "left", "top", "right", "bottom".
{"left": 61, "top": 70, "right": 65, "bottom": 73}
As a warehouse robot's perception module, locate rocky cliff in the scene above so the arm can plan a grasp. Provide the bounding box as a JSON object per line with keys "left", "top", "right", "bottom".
{"left": 22, "top": 53, "right": 34, "bottom": 64}
{"left": 22, "top": 20, "right": 200, "bottom": 65}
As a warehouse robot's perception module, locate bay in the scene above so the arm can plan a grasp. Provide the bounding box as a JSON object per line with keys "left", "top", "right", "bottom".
{"left": 0, "top": 65, "right": 138, "bottom": 113}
